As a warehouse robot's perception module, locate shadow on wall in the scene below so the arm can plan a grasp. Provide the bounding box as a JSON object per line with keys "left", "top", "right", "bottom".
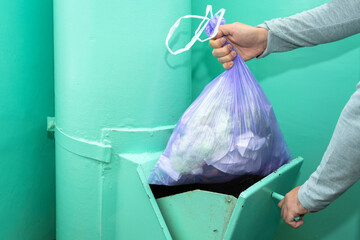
{"left": 165, "top": 30, "right": 191, "bottom": 70}
{"left": 192, "top": 36, "right": 360, "bottom": 89}
{"left": 250, "top": 39, "right": 360, "bottom": 83}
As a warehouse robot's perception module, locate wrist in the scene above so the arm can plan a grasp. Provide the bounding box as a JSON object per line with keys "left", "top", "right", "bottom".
{"left": 296, "top": 186, "right": 311, "bottom": 213}
{"left": 256, "top": 27, "right": 268, "bottom": 55}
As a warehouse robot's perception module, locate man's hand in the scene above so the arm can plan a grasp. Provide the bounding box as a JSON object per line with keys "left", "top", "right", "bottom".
{"left": 209, "top": 22, "right": 268, "bottom": 69}
{"left": 278, "top": 186, "right": 311, "bottom": 229}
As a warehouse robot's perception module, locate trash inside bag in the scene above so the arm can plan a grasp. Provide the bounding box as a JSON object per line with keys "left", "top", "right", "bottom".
{"left": 149, "top": 8, "right": 291, "bottom": 186}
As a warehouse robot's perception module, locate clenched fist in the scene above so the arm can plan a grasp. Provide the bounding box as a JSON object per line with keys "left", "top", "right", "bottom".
{"left": 209, "top": 22, "right": 268, "bottom": 69}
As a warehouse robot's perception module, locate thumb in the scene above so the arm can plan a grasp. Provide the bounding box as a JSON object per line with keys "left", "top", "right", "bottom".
{"left": 278, "top": 199, "right": 284, "bottom": 208}
{"left": 219, "top": 24, "right": 235, "bottom": 36}
{"left": 212, "top": 24, "right": 234, "bottom": 40}
{"left": 293, "top": 219, "right": 305, "bottom": 229}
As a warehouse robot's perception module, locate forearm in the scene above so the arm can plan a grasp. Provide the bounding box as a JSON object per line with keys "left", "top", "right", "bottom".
{"left": 257, "top": 0, "right": 360, "bottom": 58}
{"left": 298, "top": 83, "right": 360, "bottom": 211}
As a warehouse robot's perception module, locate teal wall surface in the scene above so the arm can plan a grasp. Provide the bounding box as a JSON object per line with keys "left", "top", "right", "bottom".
{"left": 191, "top": 1, "right": 360, "bottom": 239}
{"left": 0, "top": 1, "right": 55, "bottom": 239}
{"left": 1, "top": 1, "right": 359, "bottom": 239}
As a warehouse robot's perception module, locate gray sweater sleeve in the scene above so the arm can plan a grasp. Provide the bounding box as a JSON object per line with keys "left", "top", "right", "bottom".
{"left": 256, "top": 0, "right": 360, "bottom": 211}
{"left": 257, "top": 0, "right": 360, "bottom": 58}
{"left": 299, "top": 84, "right": 360, "bottom": 211}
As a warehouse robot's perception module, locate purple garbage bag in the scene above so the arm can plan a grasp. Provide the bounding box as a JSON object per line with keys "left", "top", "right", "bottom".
{"left": 149, "top": 15, "right": 291, "bottom": 186}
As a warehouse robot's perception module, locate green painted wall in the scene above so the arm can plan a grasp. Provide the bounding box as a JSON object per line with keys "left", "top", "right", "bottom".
{"left": 192, "top": 1, "right": 360, "bottom": 239}
{"left": 1, "top": 1, "right": 359, "bottom": 239}
{"left": 0, "top": 1, "right": 55, "bottom": 239}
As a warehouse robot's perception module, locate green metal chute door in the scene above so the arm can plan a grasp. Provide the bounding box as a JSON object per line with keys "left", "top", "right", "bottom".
{"left": 225, "top": 157, "right": 304, "bottom": 240}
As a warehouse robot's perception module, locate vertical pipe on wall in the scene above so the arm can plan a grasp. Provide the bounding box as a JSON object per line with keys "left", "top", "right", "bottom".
{"left": 54, "top": 0, "right": 191, "bottom": 239}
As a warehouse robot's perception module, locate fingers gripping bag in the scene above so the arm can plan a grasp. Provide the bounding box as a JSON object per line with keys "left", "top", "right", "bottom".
{"left": 148, "top": 6, "right": 291, "bottom": 186}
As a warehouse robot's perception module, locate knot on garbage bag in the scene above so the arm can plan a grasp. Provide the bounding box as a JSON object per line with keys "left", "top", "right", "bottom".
{"left": 205, "top": 15, "right": 226, "bottom": 38}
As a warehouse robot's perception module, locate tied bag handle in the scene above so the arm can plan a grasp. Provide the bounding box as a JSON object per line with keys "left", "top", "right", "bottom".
{"left": 165, "top": 5, "right": 226, "bottom": 55}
